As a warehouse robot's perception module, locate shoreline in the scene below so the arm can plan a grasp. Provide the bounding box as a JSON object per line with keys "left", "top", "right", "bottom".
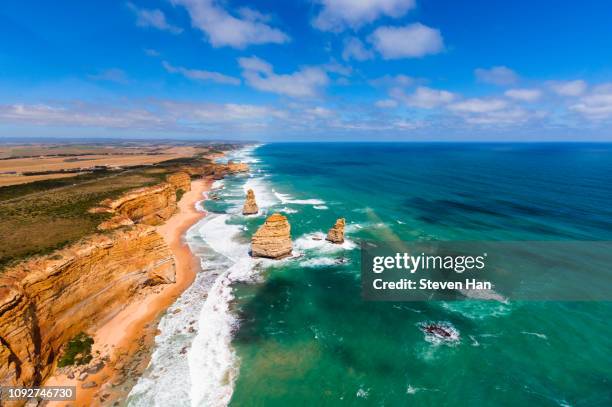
{"left": 45, "top": 177, "right": 212, "bottom": 406}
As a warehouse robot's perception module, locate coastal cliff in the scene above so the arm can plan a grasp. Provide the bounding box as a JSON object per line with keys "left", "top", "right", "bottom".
{"left": 242, "top": 189, "right": 259, "bottom": 215}
{"left": 251, "top": 213, "right": 292, "bottom": 258}
{"left": 0, "top": 224, "right": 175, "bottom": 388}
{"left": 95, "top": 183, "right": 177, "bottom": 226}
{"left": 166, "top": 172, "right": 191, "bottom": 193}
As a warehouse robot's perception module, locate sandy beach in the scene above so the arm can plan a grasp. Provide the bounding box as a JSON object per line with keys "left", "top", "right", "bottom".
{"left": 45, "top": 177, "right": 212, "bottom": 406}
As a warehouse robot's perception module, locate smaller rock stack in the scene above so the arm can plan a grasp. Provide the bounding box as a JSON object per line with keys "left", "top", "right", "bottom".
{"left": 251, "top": 213, "right": 292, "bottom": 258}
{"left": 242, "top": 189, "right": 259, "bottom": 215}
{"left": 326, "top": 218, "right": 345, "bottom": 244}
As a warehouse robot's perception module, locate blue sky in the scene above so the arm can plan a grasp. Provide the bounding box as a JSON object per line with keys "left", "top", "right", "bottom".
{"left": 1, "top": 0, "right": 612, "bottom": 141}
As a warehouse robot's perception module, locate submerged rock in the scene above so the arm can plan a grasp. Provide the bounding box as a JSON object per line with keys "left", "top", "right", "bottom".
{"left": 326, "top": 218, "right": 345, "bottom": 244}
{"left": 251, "top": 213, "right": 292, "bottom": 259}
{"left": 242, "top": 189, "right": 259, "bottom": 215}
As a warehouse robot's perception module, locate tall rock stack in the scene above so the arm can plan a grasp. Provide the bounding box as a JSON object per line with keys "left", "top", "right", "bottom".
{"left": 242, "top": 189, "right": 259, "bottom": 215}
{"left": 326, "top": 218, "right": 345, "bottom": 244}
{"left": 251, "top": 213, "right": 292, "bottom": 258}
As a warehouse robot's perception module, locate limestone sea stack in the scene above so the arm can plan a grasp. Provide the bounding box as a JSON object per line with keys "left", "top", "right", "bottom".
{"left": 242, "top": 189, "right": 259, "bottom": 215}
{"left": 251, "top": 213, "right": 292, "bottom": 258}
{"left": 326, "top": 218, "right": 345, "bottom": 244}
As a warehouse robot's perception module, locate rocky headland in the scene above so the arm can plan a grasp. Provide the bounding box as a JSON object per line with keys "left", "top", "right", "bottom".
{"left": 0, "top": 224, "right": 175, "bottom": 389}
{"left": 251, "top": 213, "right": 292, "bottom": 259}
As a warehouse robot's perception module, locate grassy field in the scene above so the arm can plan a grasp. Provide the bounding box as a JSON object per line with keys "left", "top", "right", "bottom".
{"left": 0, "top": 144, "right": 203, "bottom": 187}
{"left": 0, "top": 149, "right": 219, "bottom": 270}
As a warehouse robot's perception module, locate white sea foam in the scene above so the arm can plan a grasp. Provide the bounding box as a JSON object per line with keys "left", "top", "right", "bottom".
{"left": 344, "top": 223, "right": 362, "bottom": 233}
{"left": 211, "top": 180, "right": 224, "bottom": 189}
{"left": 130, "top": 145, "right": 265, "bottom": 407}
{"left": 521, "top": 331, "right": 548, "bottom": 340}
{"left": 243, "top": 177, "right": 278, "bottom": 209}
{"left": 313, "top": 205, "right": 328, "bottom": 210}
{"left": 279, "top": 206, "right": 298, "bottom": 214}
{"left": 294, "top": 233, "right": 357, "bottom": 255}
{"left": 299, "top": 257, "right": 347, "bottom": 268}
{"left": 273, "top": 190, "right": 325, "bottom": 205}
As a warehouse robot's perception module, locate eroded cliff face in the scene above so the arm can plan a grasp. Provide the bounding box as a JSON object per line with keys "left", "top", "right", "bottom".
{"left": 0, "top": 225, "right": 175, "bottom": 388}
{"left": 251, "top": 213, "right": 292, "bottom": 259}
{"left": 166, "top": 172, "right": 191, "bottom": 193}
{"left": 202, "top": 161, "right": 250, "bottom": 180}
{"left": 96, "top": 183, "right": 177, "bottom": 226}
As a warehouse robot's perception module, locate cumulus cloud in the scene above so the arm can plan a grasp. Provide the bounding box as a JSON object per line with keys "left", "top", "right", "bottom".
{"left": 0, "top": 103, "right": 160, "bottom": 128}
{"left": 342, "top": 37, "right": 374, "bottom": 61}
{"left": 0, "top": 100, "right": 286, "bottom": 132}
{"left": 375, "top": 99, "right": 399, "bottom": 108}
{"left": 127, "top": 2, "right": 183, "bottom": 34}
{"left": 171, "top": 0, "right": 288, "bottom": 48}
{"left": 369, "top": 74, "right": 415, "bottom": 87}
{"left": 162, "top": 61, "right": 240, "bottom": 85}
{"left": 446, "top": 97, "right": 544, "bottom": 125}
{"left": 475, "top": 66, "right": 518, "bottom": 86}
{"left": 548, "top": 79, "right": 587, "bottom": 96}
{"left": 87, "top": 68, "right": 129, "bottom": 84}
{"left": 391, "top": 86, "right": 455, "bottom": 108}
{"left": 238, "top": 56, "right": 329, "bottom": 97}
{"left": 448, "top": 98, "right": 508, "bottom": 113}
{"left": 569, "top": 83, "right": 612, "bottom": 120}
{"left": 504, "top": 88, "right": 542, "bottom": 102}
{"left": 369, "top": 23, "right": 444, "bottom": 59}
{"left": 312, "top": 0, "right": 416, "bottom": 31}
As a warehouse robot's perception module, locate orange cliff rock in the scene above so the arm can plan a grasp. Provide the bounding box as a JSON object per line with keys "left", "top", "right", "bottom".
{"left": 94, "top": 183, "right": 177, "bottom": 229}
{"left": 205, "top": 161, "right": 250, "bottom": 180}
{"left": 242, "top": 189, "right": 259, "bottom": 215}
{"left": 226, "top": 160, "right": 249, "bottom": 173}
{"left": 0, "top": 224, "right": 175, "bottom": 389}
{"left": 326, "top": 218, "right": 345, "bottom": 244}
{"left": 251, "top": 213, "right": 292, "bottom": 259}
{"left": 166, "top": 172, "right": 191, "bottom": 192}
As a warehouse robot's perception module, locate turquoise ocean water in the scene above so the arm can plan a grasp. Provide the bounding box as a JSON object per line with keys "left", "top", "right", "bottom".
{"left": 130, "top": 143, "right": 611, "bottom": 406}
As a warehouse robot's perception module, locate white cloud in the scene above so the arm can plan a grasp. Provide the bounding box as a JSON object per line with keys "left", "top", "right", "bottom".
{"left": 144, "top": 48, "right": 161, "bottom": 57}
{"left": 569, "top": 83, "right": 612, "bottom": 120}
{"left": 127, "top": 2, "right": 182, "bottom": 34}
{"left": 312, "top": 0, "right": 416, "bottom": 31}
{"left": 0, "top": 103, "right": 160, "bottom": 128}
{"left": 162, "top": 61, "right": 240, "bottom": 85}
{"left": 461, "top": 108, "right": 534, "bottom": 125}
{"left": 391, "top": 86, "right": 455, "bottom": 108}
{"left": 87, "top": 68, "right": 129, "bottom": 84}
{"left": 238, "top": 56, "right": 329, "bottom": 97}
{"left": 171, "top": 0, "right": 289, "bottom": 48}
{"left": 342, "top": 37, "right": 374, "bottom": 61}
{"left": 369, "top": 23, "right": 444, "bottom": 59}
{"left": 475, "top": 66, "right": 518, "bottom": 86}
{"left": 375, "top": 99, "right": 399, "bottom": 108}
{"left": 369, "top": 74, "right": 415, "bottom": 87}
{"left": 448, "top": 98, "right": 508, "bottom": 113}
{"left": 0, "top": 100, "right": 286, "bottom": 132}
{"left": 505, "top": 88, "right": 542, "bottom": 102}
{"left": 447, "top": 97, "right": 544, "bottom": 125}
{"left": 548, "top": 80, "right": 587, "bottom": 96}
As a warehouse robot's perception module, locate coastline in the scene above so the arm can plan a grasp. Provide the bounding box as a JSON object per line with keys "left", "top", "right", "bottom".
{"left": 45, "top": 177, "right": 212, "bottom": 406}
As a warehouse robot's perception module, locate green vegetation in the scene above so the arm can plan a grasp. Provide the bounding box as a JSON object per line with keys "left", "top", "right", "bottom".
{"left": 0, "top": 142, "right": 238, "bottom": 271}
{"left": 57, "top": 332, "right": 94, "bottom": 367}
{"left": 175, "top": 188, "right": 185, "bottom": 202}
